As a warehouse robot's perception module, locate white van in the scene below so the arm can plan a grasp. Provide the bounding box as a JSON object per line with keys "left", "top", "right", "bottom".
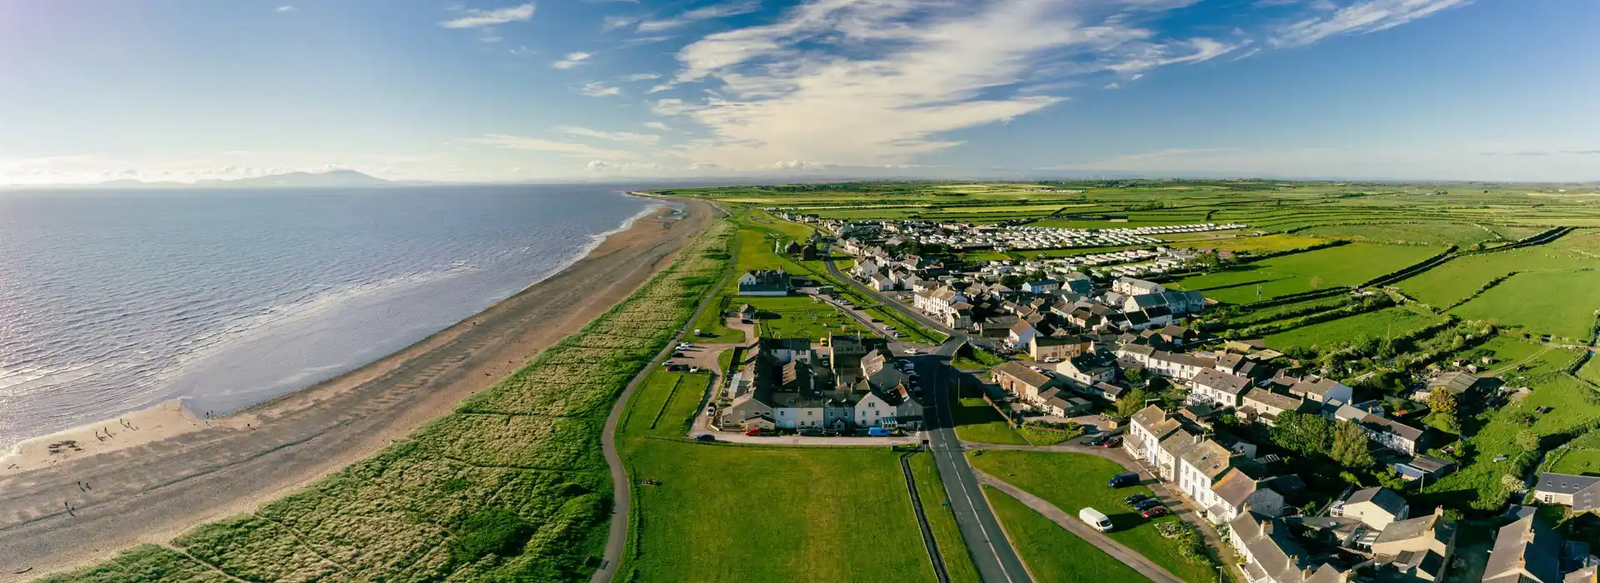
{"left": 1079, "top": 507, "right": 1113, "bottom": 533}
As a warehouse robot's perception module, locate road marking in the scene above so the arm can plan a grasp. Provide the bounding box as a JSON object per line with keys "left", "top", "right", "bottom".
{"left": 943, "top": 449, "right": 1017, "bottom": 583}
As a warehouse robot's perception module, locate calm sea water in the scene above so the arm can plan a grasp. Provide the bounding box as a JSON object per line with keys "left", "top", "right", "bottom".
{"left": 0, "top": 185, "right": 657, "bottom": 449}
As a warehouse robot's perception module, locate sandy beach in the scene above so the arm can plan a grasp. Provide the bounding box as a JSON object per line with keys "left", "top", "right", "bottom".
{"left": 0, "top": 197, "right": 711, "bottom": 581}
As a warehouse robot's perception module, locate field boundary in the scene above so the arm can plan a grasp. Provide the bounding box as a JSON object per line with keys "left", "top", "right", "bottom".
{"left": 646, "top": 377, "right": 685, "bottom": 430}
{"left": 900, "top": 448, "right": 951, "bottom": 583}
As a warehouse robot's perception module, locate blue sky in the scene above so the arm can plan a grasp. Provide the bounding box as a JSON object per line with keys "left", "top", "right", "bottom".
{"left": 1, "top": 0, "right": 1596, "bottom": 184}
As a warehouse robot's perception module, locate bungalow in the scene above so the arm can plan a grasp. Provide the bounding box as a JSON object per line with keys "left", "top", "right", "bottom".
{"left": 1331, "top": 487, "right": 1409, "bottom": 531}
{"left": 992, "top": 361, "right": 1063, "bottom": 404}
{"left": 868, "top": 272, "right": 895, "bottom": 291}
{"left": 1287, "top": 375, "right": 1353, "bottom": 406}
{"left": 1481, "top": 510, "right": 1561, "bottom": 583}
{"left": 1189, "top": 368, "right": 1254, "bottom": 409}
{"left": 738, "top": 270, "right": 791, "bottom": 296}
{"left": 1532, "top": 473, "right": 1600, "bottom": 512}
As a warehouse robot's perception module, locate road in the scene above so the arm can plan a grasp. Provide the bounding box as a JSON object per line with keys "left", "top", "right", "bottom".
{"left": 825, "top": 250, "right": 1032, "bottom": 583}
{"left": 589, "top": 203, "right": 730, "bottom": 583}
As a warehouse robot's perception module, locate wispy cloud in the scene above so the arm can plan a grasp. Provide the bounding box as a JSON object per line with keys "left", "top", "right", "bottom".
{"left": 602, "top": 15, "right": 639, "bottom": 31}
{"left": 561, "top": 126, "right": 661, "bottom": 143}
{"left": 274, "top": 5, "right": 298, "bottom": 13}
{"left": 1271, "top": 0, "right": 1472, "bottom": 47}
{"left": 620, "top": 73, "right": 662, "bottom": 82}
{"left": 552, "top": 52, "right": 593, "bottom": 69}
{"left": 644, "top": 121, "right": 673, "bottom": 131}
{"left": 440, "top": 3, "right": 537, "bottom": 29}
{"left": 638, "top": 0, "right": 762, "bottom": 32}
{"left": 577, "top": 81, "right": 621, "bottom": 97}
{"left": 461, "top": 134, "right": 634, "bottom": 159}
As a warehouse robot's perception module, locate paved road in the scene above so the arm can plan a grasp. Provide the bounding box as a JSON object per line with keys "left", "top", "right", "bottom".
{"left": 824, "top": 250, "right": 1031, "bottom": 583}
{"left": 589, "top": 203, "right": 730, "bottom": 583}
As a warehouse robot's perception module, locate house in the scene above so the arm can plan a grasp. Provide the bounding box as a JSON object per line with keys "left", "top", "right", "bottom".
{"left": 1155, "top": 427, "right": 1202, "bottom": 482}
{"left": 1532, "top": 473, "right": 1600, "bottom": 512}
{"left": 1369, "top": 508, "right": 1456, "bottom": 583}
{"left": 1007, "top": 320, "right": 1039, "bottom": 350}
{"left": 1038, "top": 388, "right": 1092, "bottom": 417}
{"left": 868, "top": 272, "right": 895, "bottom": 291}
{"left": 1085, "top": 381, "right": 1127, "bottom": 403}
{"left": 1361, "top": 416, "right": 1429, "bottom": 457}
{"left": 914, "top": 286, "right": 971, "bottom": 327}
{"left": 1149, "top": 350, "right": 1216, "bottom": 381}
{"left": 1060, "top": 272, "right": 1094, "bottom": 294}
{"left": 1127, "top": 405, "right": 1179, "bottom": 466}
{"left": 1021, "top": 280, "right": 1060, "bottom": 294}
{"left": 1425, "top": 371, "right": 1492, "bottom": 397}
{"left": 1178, "top": 439, "right": 1237, "bottom": 512}
{"left": 1190, "top": 369, "right": 1254, "bottom": 409}
{"left": 1112, "top": 277, "right": 1166, "bottom": 296}
{"left": 1029, "top": 334, "right": 1092, "bottom": 363}
{"left": 850, "top": 258, "right": 880, "bottom": 279}
{"left": 1393, "top": 455, "right": 1455, "bottom": 482}
{"left": 1229, "top": 512, "right": 1352, "bottom": 583}
{"left": 738, "top": 270, "right": 791, "bottom": 296}
{"left": 992, "top": 362, "right": 1062, "bottom": 404}
{"left": 1240, "top": 389, "right": 1309, "bottom": 426}
{"left": 1055, "top": 352, "right": 1118, "bottom": 388}
{"left": 1287, "top": 375, "right": 1353, "bottom": 405}
{"left": 1208, "top": 468, "right": 1287, "bottom": 524}
{"left": 1331, "top": 487, "right": 1409, "bottom": 531}
{"left": 737, "top": 303, "right": 758, "bottom": 323}
{"left": 1481, "top": 509, "right": 1561, "bottom": 583}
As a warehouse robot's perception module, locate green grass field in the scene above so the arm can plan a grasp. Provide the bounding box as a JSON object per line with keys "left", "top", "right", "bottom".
{"left": 984, "top": 487, "right": 1149, "bottom": 583}
{"left": 1579, "top": 357, "right": 1600, "bottom": 386}
{"left": 1175, "top": 243, "right": 1444, "bottom": 304}
{"left": 967, "top": 450, "right": 1217, "bottom": 583}
{"left": 1299, "top": 223, "right": 1508, "bottom": 247}
{"left": 1452, "top": 270, "right": 1600, "bottom": 340}
{"left": 1170, "top": 233, "right": 1327, "bottom": 253}
{"left": 1395, "top": 230, "right": 1599, "bottom": 308}
{"left": 910, "top": 452, "right": 983, "bottom": 583}
{"left": 1262, "top": 308, "right": 1444, "bottom": 351}
{"left": 747, "top": 295, "right": 876, "bottom": 340}
{"left": 950, "top": 387, "right": 1028, "bottom": 445}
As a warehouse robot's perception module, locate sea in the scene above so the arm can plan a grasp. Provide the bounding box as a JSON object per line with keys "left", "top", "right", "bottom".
{"left": 0, "top": 185, "right": 659, "bottom": 450}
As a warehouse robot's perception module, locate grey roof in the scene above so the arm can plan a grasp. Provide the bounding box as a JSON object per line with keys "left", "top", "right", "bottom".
{"left": 1130, "top": 405, "right": 1168, "bottom": 432}
{"left": 1429, "top": 371, "right": 1482, "bottom": 392}
{"left": 1372, "top": 512, "right": 1448, "bottom": 547}
{"left": 1346, "top": 487, "right": 1408, "bottom": 515}
{"left": 1230, "top": 513, "right": 1348, "bottom": 583}
{"left": 1194, "top": 368, "right": 1253, "bottom": 395}
{"left": 1243, "top": 388, "right": 1304, "bottom": 411}
{"left": 1482, "top": 512, "right": 1561, "bottom": 583}
{"left": 1180, "top": 440, "right": 1235, "bottom": 481}
{"left": 993, "top": 361, "right": 1055, "bottom": 389}
{"left": 1363, "top": 416, "right": 1425, "bottom": 443}
{"left": 1212, "top": 468, "right": 1262, "bottom": 507}
{"left": 1535, "top": 472, "right": 1600, "bottom": 496}
{"left": 1290, "top": 376, "right": 1348, "bottom": 398}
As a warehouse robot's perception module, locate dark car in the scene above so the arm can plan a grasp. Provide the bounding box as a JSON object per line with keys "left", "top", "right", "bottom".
{"left": 1108, "top": 472, "right": 1140, "bottom": 488}
{"left": 694, "top": 434, "right": 716, "bottom": 442}
{"left": 1141, "top": 506, "right": 1169, "bottom": 519}
{"left": 1085, "top": 435, "right": 1108, "bottom": 446}
{"left": 1124, "top": 493, "right": 1149, "bottom": 506}
{"left": 1134, "top": 498, "right": 1163, "bottom": 511}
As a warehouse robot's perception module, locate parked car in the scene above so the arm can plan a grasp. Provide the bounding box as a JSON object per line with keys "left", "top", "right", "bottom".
{"left": 1079, "top": 507, "right": 1113, "bottom": 533}
{"left": 1123, "top": 493, "right": 1149, "bottom": 506}
{"left": 903, "top": 348, "right": 919, "bottom": 355}
{"left": 1085, "top": 434, "right": 1108, "bottom": 446}
{"left": 1100, "top": 436, "right": 1122, "bottom": 448}
{"left": 743, "top": 427, "right": 763, "bottom": 436}
{"left": 694, "top": 434, "right": 716, "bottom": 442}
{"left": 1141, "top": 506, "right": 1169, "bottom": 519}
{"left": 867, "top": 427, "right": 893, "bottom": 437}
{"left": 800, "top": 429, "right": 822, "bottom": 437}
{"left": 704, "top": 406, "right": 715, "bottom": 417}
{"left": 1108, "top": 472, "right": 1140, "bottom": 488}
{"left": 1134, "top": 498, "right": 1163, "bottom": 511}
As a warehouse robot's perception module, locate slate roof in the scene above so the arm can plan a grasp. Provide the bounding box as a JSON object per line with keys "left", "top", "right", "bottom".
{"left": 1243, "top": 388, "right": 1304, "bottom": 411}
{"left": 1180, "top": 440, "right": 1235, "bottom": 481}
{"left": 1194, "top": 369, "right": 1253, "bottom": 395}
{"left": 1130, "top": 405, "right": 1168, "bottom": 432}
{"left": 1428, "top": 371, "right": 1483, "bottom": 393}
{"left": 1482, "top": 511, "right": 1561, "bottom": 583}
{"left": 1211, "top": 468, "right": 1262, "bottom": 507}
{"left": 993, "top": 361, "right": 1054, "bottom": 389}
{"left": 1346, "top": 487, "right": 1408, "bottom": 516}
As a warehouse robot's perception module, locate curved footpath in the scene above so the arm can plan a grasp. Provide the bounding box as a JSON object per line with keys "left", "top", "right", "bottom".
{"left": 590, "top": 203, "right": 731, "bottom": 583}
{"left": 0, "top": 200, "right": 713, "bottom": 582}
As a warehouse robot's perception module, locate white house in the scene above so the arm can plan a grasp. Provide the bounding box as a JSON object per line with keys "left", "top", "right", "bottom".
{"left": 1189, "top": 369, "right": 1253, "bottom": 409}
{"left": 1178, "top": 439, "right": 1234, "bottom": 511}
{"left": 1208, "top": 469, "right": 1287, "bottom": 525}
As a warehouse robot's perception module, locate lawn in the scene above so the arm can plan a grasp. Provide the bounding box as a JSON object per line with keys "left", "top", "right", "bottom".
{"left": 1580, "top": 357, "right": 1600, "bottom": 386}
{"left": 910, "top": 452, "right": 984, "bottom": 583}
{"left": 967, "top": 450, "right": 1218, "bottom": 583}
{"left": 950, "top": 385, "right": 1028, "bottom": 445}
{"left": 1174, "top": 243, "right": 1443, "bottom": 304}
{"left": 1262, "top": 308, "right": 1444, "bottom": 352}
{"left": 689, "top": 293, "right": 748, "bottom": 344}
{"left": 984, "top": 487, "right": 1150, "bottom": 583}
{"left": 1452, "top": 270, "right": 1600, "bottom": 341}
{"left": 747, "top": 295, "right": 876, "bottom": 340}
{"left": 619, "top": 441, "right": 936, "bottom": 582}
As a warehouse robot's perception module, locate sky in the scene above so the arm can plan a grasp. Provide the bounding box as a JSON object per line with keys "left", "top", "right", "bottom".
{"left": 1, "top": 0, "right": 1597, "bottom": 185}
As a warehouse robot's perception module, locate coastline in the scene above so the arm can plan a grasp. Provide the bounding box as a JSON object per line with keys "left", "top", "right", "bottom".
{"left": 0, "top": 192, "right": 668, "bottom": 473}
{"left": 0, "top": 197, "right": 711, "bottom": 581}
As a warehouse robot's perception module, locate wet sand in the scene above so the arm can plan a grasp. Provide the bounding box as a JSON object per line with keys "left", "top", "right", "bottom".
{"left": 0, "top": 198, "right": 711, "bottom": 581}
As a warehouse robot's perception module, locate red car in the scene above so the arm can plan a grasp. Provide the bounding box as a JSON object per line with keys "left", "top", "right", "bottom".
{"left": 1141, "top": 506, "right": 1169, "bottom": 519}
{"left": 1100, "top": 436, "right": 1122, "bottom": 448}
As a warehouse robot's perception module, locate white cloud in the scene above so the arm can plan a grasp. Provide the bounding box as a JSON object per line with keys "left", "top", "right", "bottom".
{"left": 1272, "top": 0, "right": 1472, "bottom": 47}
{"left": 646, "top": 83, "right": 674, "bottom": 94}
{"left": 586, "top": 159, "right": 665, "bottom": 172}
{"left": 561, "top": 126, "right": 661, "bottom": 143}
{"left": 637, "top": 0, "right": 762, "bottom": 32}
{"left": 602, "top": 15, "right": 639, "bottom": 31}
{"left": 440, "top": 3, "right": 537, "bottom": 29}
{"left": 274, "top": 5, "right": 298, "bottom": 13}
{"left": 577, "top": 81, "right": 622, "bottom": 97}
{"left": 644, "top": 121, "right": 673, "bottom": 131}
{"left": 1103, "top": 38, "right": 1248, "bottom": 73}
{"left": 461, "top": 134, "right": 635, "bottom": 159}
{"left": 552, "top": 51, "right": 593, "bottom": 69}
{"left": 620, "top": 73, "right": 662, "bottom": 82}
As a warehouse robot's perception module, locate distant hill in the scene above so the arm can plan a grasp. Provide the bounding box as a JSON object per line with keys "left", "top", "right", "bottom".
{"left": 191, "top": 170, "right": 394, "bottom": 188}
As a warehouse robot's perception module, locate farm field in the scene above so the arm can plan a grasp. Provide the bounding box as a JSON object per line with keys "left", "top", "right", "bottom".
{"left": 967, "top": 450, "right": 1218, "bottom": 583}
{"left": 1262, "top": 308, "right": 1444, "bottom": 352}
{"left": 1174, "top": 243, "right": 1443, "bottom": 304}
{"left": 43, "top": 217, "right": 738, "bottom": 582}
{"left": 1580, "top": 357, "right": 1600, "bottom": 386}
{"left": 1298, "top": 223, "right": 1509, "bottom": 247}
{"left": 984, "top": 487, "right": 1149, "bottom": 583}
{"left": 1452, "top": 270, "right": 1600, "bottom": 341}
{"left": 1468, "top": 336, "right": 1580, "bottom": 379}
{"left": 1168, "top": 233, "right": 1326, "bottom": 253}
{"left": 1395, "top": 231, "right": 1599, "bottom": 308}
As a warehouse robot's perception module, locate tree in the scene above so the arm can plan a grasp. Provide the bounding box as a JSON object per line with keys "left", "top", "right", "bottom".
{"left": 999, "top": 274, "right": 1024, "bottom": 288}
{"left": 1331, "top": 421, "right": 1375, "bottom": 469}
{"left": 1427, "top": 391, "right": 1460, "bottom": 433}
{"left": 1515, "top": 430, "right": 1540, "bottom": 452}
{"left": 1116, "top": 388, "right": 1151, "bottom": 419}
{"left": 1270, "top": 411, "right": 1332, "bottom": 457}
{"left": 1122, "top": 368, "right": 1147, "bottom": 385}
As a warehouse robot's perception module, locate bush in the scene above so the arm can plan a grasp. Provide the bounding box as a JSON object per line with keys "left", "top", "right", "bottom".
{"left": 450, "top": 508, "right": 537, "bottom": 565}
